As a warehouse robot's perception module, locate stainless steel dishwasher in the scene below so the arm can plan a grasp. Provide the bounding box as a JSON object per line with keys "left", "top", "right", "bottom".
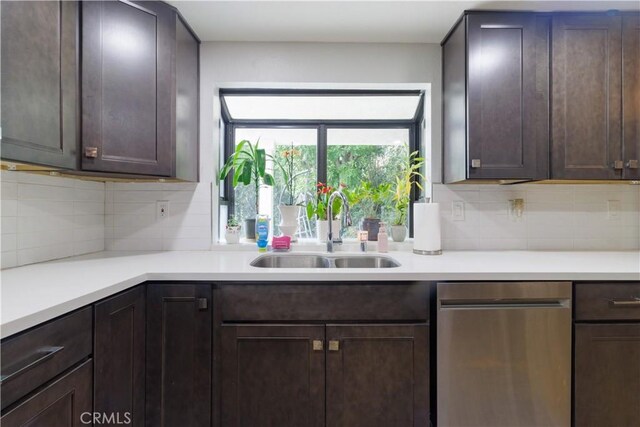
{"left": 437, "top": 282, "right": 572, "bottom": 427}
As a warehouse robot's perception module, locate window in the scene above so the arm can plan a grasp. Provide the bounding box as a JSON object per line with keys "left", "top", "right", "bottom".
{"left": 327, "top": 128, "right": 410, "bottom": 237}
{"left": 219, "top": 90, "right": 424, "bottom": 240}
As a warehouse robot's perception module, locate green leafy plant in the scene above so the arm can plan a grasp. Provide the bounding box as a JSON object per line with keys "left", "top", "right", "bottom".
{"left": 226, "top": 215, "right": 240, "bottom": 228}
{"left": 306, "top": 182, "right": 343, "bottom": 221}
{"left": 351, "top": 181, "right": 392, "bottom": 219}
{"left": 392, "top": 150, "right": 425, "bottom": 226}
{"left": 219, "top": 139, "right": 275, "bottom": 216}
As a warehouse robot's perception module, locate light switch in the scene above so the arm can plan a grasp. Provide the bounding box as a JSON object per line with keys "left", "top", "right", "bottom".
{"left": 452, "top": 201, "right": 465, "bottom": 221}
{"left": 607, "top": 200, "right": 620, "bottom": 220}
{"left": 157, "top": 200, "right": 169, "bottom": 219}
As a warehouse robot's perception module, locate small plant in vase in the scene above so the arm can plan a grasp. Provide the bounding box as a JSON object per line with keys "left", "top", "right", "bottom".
{"left": 219, "top": 139, "right": 274, "bottom": 240}
{"left": 306, "top": 182, "right": 343, "bottom": 242}
{"left": 353, "top": 181, "right": 392, "bottom": 241}
{"left": 224, "top": 215, "right": 242, "bottom": 244}
{"left": 274, "top": 143, "right": 303, "bottom": 241}
{"left": 391, "top": 150, "right": 425, "bottom": 242}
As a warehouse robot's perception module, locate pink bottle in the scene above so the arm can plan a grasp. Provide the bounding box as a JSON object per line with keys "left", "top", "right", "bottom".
{"left": 377, "top": 222, "right": 389, "bottom": 253}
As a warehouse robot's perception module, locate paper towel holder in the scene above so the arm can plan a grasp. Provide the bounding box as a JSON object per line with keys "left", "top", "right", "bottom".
{"left": 412, "top": 197, "right": 442, "bottom": 255}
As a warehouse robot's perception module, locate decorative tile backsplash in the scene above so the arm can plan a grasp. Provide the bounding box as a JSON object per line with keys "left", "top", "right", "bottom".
{"left": 432, "top": 184, "right": 640, "bottom": 250}
{"left": 104, "top": 182, "right": 212, "bottom": 251}
{"left": 1, "top": 171, "right": 105, "bottom": 269}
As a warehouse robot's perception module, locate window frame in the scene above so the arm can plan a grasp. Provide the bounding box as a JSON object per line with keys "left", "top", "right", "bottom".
{"left": 220, "top": 89, "right": 425, "bottom": 238}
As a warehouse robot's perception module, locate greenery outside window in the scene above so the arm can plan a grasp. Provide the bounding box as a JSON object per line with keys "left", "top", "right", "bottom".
{"left": 219, "top": 90, "right": 424, "bottom": 240}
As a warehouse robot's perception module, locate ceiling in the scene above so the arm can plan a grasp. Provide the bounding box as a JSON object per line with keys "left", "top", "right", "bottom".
{"left": 169, "top": 1, "right": 640, "bottom": 43}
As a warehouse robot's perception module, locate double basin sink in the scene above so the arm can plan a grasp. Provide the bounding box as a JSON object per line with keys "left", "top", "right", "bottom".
{"left": 250, "top": 253, "right": 400, "bottom": 269}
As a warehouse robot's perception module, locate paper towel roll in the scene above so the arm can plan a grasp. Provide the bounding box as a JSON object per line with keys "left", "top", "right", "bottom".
{"left": 413, "top": 202, "right": 442, "bottom": 255}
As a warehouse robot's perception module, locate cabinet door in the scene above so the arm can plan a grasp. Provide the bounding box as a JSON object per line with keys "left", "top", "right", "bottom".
{"left": 175, "top": 16, "right": 200, "bottom": 182}
{"left": 94, "top": 286, "right": 145, "bottom": 426}
{"left": 146, "top": 284, "right": 212, "bottom": 427}
{"left": 575, "top": 323, "right": 640, "bottom": 427}
{"left": 326, "top": 324, "right": 429, "bottom": 427}
{"left": 220, "top": 325, "right": 325, "bottom": 427}
{"left": 82, "top": 0, "right": 173, "bottom": 176}
{"left": 623, "top": 12, "right": 640, "bottom": 179}
{"left": 467, "top": 13, "right": 546, "bottom": 180}
{"left": 552, "top": 14, "right": 623, "bottom": 179}
{"left": 0, "top": 1, "right": 78, "bottom": 169}
{"left": 0, "top": 360, "right": 92, "bottom": 427}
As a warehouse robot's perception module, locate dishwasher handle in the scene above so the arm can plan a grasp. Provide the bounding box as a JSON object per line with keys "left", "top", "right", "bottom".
{"left": 439, "top": 298, "right": 570, "bottom": 310}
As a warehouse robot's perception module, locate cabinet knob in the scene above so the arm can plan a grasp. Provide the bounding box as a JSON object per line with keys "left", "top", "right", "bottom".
{"left": 84, "top": 147, "right": 98, "bottom": 158}
{"left": 613, "top": 160, "right": 624, "bottom": 170}
{"left": 197, "top": 298, "right": 208, "bottom": 310}
{"left": 312, "top": 340, "right": 324, "bottom": 351}
{"left": 328, "top": 340, "right": 340, "bottom": 352}
{"left": 626, "top": 160, "right": 639, "bottom": 169}
{"left": 471, "top": 159, "right": 481, "bottom": 168}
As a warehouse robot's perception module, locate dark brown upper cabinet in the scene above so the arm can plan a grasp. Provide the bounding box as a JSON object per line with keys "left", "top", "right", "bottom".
{"left": 94, "top": 286, "right": 146, "bottom": 426}
{"left": 82, "top": 0, "right": 174, "bottom": 176}
{"left": 623, "top": 12, "right": 640, "bottom": 180}
{"left": 1, "top": 1, "right": 199, "bottom": 181}
{"left": 552, "top": 13, "right": 623, "bottom": 180}
{"left": 442, "top": 12, "right": 550, "bottom": 183}
{"left": 0, "top": 1, "right": 79, "bottom": 169}
{"left": 175, "top": 15, "right": 200, "bottom": 182}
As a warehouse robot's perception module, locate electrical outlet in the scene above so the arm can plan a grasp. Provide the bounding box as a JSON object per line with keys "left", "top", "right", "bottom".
{"left": 607, "top": 200, "right": 620, "bottom": 220}
{"left": 452, "top": 201, "right": 465, "bottom": 221}
{"left": 157, "top": 200, "right": 169, "bottom": 219}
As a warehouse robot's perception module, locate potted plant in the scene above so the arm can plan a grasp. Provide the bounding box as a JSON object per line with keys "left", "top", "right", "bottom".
{"left": 274, "top": 143, "right": 302, "bottom": 240}
{"left": 219, "top": 139, "right": 274, "bottom": 240}
{"left": 353, "top": 181, "right": 391, "bottom": 241}
{"left": 224, "top": 215, "right": 242, "bottom": 244}
{"left": 306, "top": 182, "right": 343, "bottom": 242}
{"left": 391, "top": 150, "right": 425, "bottom": 242}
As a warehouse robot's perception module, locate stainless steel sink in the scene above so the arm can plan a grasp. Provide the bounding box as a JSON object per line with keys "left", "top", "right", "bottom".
{"left": 250, "top": 254, "right": 331, "bottom": 268}
{"left": 333, "top": 256, "right": 400, "bottom": 268}
{"left": 250, "top": 254, "right": 400, "bottom": 269}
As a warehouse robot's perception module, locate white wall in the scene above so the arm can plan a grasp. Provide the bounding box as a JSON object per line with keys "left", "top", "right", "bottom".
{"left": 1, "top": 171, "right": 105, "bottom": 268}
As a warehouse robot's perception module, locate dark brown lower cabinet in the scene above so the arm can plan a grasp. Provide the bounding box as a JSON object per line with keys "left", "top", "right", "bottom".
{"left": 221, "top": 325, "right": 325, "bottom": 427}
{"left": 326, "top": 325, "right": 429, "bottom": 427}
{"left": 94, "top": 286, "right": 146, "bottom": 426}
{"left": 0, "top": 360, "right": 92, "bottom": 427}
{"left": 146, "top": 284, "right": 212, "bottom": 427}
{"left": 220, "top": 323, "right": 429, "bottom": 427}
{"left": 574, "top": 323, "right": 640, "bottom": 427}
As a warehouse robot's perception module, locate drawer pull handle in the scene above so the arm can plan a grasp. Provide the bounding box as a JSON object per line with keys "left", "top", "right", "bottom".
{"left": 0, "top": 346, "right": 64, "bottom": 384}
{"left": 609, "top": 298, "right": 640, "bottom": 307}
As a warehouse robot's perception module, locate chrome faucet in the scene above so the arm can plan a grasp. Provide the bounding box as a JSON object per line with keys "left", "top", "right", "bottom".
{"left": 326, "top": 190, "right": 352, "bottom": 253}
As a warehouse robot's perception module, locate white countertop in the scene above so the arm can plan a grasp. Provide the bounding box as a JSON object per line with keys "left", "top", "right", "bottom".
{"left": 1, "top": 250, "right": 639, "bottom": 339}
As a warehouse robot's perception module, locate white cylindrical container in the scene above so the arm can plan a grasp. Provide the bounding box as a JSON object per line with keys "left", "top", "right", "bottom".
{"left": 413, "top": 202, "right": 442, "bottom": 255}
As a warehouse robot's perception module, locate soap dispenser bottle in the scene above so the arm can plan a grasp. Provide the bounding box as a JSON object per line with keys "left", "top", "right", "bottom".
{"left": 377, "top": 222, "right": 389, "bottom": 253}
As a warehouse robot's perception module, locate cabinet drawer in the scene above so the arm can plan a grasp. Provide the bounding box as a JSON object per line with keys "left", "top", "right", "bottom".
{"left": 0, "top": 307, "right": 92, "bottom": 409}
{"left": 575, "top": 282, "right": 640, "bottom": 321}
{"left": 1, "top": 359, "right": 92, "bottom": 427}
{"left": 220, "top": 283, "right": 429, "bottom": 322}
